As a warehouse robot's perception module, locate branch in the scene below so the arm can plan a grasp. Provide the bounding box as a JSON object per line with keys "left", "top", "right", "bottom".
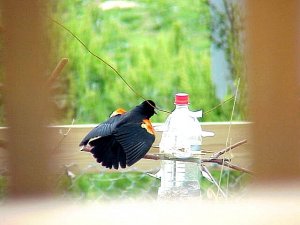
{"left": 144, "top": 154, "right": 201, "bottom": 163}
{"left": 210, "top": 139, "right": 247, "bottom": 159}
{"left": 143, "top": 154, "right": 160, "bottom": 160}
{"left": 201, "top": 164, "right": 227, "bottom": 197}
{"left": 47, "top": 58, "right": 69, "bottom": 85}
{"left": 143, "top": 139, "right": 253, "bottom": 175}
{"left": 144, "top": 154, "right": 230, "bottom": 165}
{"left": 52, "top": 119, "right": 75, "bottom": 153}
{"left": 222, "top": 162, "right": 254, "bottom": 175}
{"left": 202, "top": 158, "right": 230, "bottom": 164}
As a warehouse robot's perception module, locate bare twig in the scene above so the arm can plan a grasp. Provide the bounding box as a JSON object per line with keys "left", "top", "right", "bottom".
{"left": 144, "top": 154, "right": 201, "bottom": 163}
{"left": 52, "top": 119, "right": 75, "bottom": 153}
{"left": 202, "top": 157, "right": 253, "bottom": 175}
{"left": 144, "top": 154, "right": 230, "bottom": 166}
{"left": 222, "top": 162, "right": 254, "bottom": 175}
{"left": 201, "top": 165, "right": 227, "bottom": 197}
{"left": 202, "top": 158, "right": 230, "bottom": 164}
{"left": 210, "top": 139, "right": 247, "bottom": 159}
{"left": 201, "top": 149, "right": 215, "bottom": 154}
{"left": 143, "top": 139, "right": 253, "bottom": 175}
{"left": 59, "top": 119, "right": 75, "bottom": 137}
{"left": 143, "top": 154, "right": 160, "bottom": 160}
{"left": 225, "top": 78, "right": 240, "bottom": 147}
{"left": 151, "top": 145, "right": 159, "bottom": 149}
{"left": 47, "top": 58, "right": 69, "bottom": 85}
{"left": 201, "top": 155, "right": 254, "bottom": 175}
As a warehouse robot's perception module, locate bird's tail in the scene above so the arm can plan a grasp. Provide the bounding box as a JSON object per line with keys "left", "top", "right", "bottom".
{"left": 89, "top": 136, "right": 126, "bottom": 169}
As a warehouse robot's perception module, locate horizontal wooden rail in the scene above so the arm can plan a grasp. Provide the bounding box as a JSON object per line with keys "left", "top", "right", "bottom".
{"left": 0, "top": 122, "right": 252, "bottom": 173}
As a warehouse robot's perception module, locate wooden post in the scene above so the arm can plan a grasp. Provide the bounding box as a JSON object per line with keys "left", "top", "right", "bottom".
{"left": 2, "top": 1, "right": 53, "bottom": 196}
{"left": 246, "top": 1, "right": 300, "bottom": 183}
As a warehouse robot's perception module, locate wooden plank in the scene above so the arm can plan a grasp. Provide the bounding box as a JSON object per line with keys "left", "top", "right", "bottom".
{"left": 2, "top": 0, "right": 53, "bottom": 196}
{"left": 247, "top": 0, "right": 300, "bottom": 182}
{"left": 0, "top": 122, "right": 252, "bottom": 173}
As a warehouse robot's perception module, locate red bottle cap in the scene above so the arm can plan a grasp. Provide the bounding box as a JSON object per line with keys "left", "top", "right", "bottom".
{"left": 174, "top": 93, "right": 189, "bottom": 105}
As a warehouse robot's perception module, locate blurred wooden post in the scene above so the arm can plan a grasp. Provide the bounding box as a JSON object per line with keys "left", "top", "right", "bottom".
{"left": 2, "top": 1, "right": 53, "bottom": 196}
{"left": 246, "top": 1, "right": 300, "bottom": 183}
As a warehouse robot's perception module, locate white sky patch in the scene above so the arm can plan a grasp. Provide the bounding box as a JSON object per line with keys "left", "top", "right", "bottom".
{"left": 99, "top": 1, "right": 139, "bottom": 11}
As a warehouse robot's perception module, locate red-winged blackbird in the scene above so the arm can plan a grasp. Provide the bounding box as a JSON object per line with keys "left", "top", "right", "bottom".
{"left": 79, "top": 100, "right": 156, "bottom": 169}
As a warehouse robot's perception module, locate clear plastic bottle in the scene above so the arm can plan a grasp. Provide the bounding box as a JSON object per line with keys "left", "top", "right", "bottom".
{"left": 158, "top": 93, "right": 202, "bottom": 199}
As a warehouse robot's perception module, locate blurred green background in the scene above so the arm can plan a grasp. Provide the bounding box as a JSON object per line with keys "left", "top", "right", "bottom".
{"left": 50, "top": 0, "right": 243, "bottom": 124}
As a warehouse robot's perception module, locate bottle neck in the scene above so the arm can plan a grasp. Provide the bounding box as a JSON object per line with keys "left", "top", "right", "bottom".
{"left": 175, "top": 104, "right": 189, "bottom": 111}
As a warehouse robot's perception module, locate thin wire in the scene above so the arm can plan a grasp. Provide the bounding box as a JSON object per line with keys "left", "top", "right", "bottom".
{"left": 217, "top": 78, "right": 240, "bottom": 197}
{"left": 50, "top": 18, "right": 170, "bottom": 114}
{"left": 51, "top": 18, "right": 237, "bottom": 115}
{"left": 203, "top": 95, "right": 235, "bottom": 115}
{"left": 225, "top": 78, "right": 240, "bottom": 147}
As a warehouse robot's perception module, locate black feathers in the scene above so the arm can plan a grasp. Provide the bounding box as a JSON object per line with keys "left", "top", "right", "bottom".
{"left": 114, "top": 123, "right": 155, "bottom": 166}
{"left": 89, "top": 136, "right": 126, "bottom": 169}
{"left": 79, "top": 100, "right": 156, "bottom": 169}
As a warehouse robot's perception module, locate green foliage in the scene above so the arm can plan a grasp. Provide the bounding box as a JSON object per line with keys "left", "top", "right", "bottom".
{"left": 51, "top": 0, "right": 236, "bottom": 124}
{"left": 208, "top": 0, "right": 247, "bottom": 119}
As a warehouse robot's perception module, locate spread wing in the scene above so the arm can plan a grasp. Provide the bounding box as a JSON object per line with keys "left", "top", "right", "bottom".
{"left": 89, "top": 136, "right": 126, "bottom": 169}
{"left": 79, "top": 108, "right": 126, "bottom": 146}
{"left": 114, "top": 119, "right": 155, "bottom": 166}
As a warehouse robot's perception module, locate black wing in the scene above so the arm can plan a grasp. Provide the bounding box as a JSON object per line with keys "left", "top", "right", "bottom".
{"left": 114, "top": 122, "right": 155, "bottom": 166}
{"left": 79, "top": 114, "right": 123, "bottom": 146}
{"left": 89, "top": 136, "right": 126, "bottom": 169}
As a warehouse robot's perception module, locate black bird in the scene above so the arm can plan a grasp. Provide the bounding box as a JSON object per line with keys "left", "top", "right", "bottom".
{"left": 79, "top": 100, "right": 156, "bottom": 169}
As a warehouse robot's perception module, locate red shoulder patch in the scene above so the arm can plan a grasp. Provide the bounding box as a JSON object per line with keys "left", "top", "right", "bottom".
{"left": 110, "top": 108, "right": 126, "bottom": 118}
{"left": 141, "top": 119, "right": 155, "bottom": 136}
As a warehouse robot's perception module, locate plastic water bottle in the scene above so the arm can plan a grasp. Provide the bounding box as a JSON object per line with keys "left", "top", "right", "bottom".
{"left": 158, "top": 93, "right": 202, "bottom": 199}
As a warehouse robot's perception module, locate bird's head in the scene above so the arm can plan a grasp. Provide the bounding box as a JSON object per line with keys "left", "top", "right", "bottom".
{"left": 140, "top": 100, "right": 157, "bottom": 119}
